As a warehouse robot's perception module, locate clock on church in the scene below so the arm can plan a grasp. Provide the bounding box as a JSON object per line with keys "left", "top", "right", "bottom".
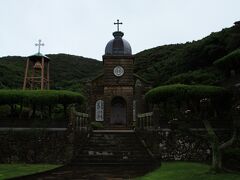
{"left": 113, "top": 66, "right": 124, "bottom": 77}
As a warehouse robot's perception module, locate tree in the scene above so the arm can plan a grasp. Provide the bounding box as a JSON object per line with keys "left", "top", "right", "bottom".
{"left": 199, "top": 98, "right": 238, "bottom": 172}
{"left": 146, "top": 84, "right": 238, "bottom": 172}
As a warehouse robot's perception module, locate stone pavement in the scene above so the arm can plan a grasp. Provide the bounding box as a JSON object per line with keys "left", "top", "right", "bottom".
{"left": 10, "top": 164, "right": 157, "bottom": 180}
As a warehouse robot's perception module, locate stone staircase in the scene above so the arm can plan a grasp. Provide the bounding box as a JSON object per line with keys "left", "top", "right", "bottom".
{"left": 10, "top": 130, "right": 159, "bottom": 179}
{"left": 72, "top": 130, "right": 157, "bottom": 165}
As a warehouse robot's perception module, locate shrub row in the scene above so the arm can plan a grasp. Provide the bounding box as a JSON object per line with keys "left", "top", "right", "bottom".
{"left": 0, "top": 90, "right": 84, "bottom": 105}
{"left": 213, "top": 48, "right": 240, "bottom": 70}
{"left": 223, "top": 147, "right": 240, "bottom": 171}
{"left": 165, "top": 69, "right": 224, "bottom": 85}
{"left": 145, "top": 84, "right": 229, "bottom": 104}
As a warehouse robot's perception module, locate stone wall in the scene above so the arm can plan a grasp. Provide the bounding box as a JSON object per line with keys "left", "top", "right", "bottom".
{"left": 136, "top": 129, "right": 234, "bottom": 162}
{"left": 1, "top": 128, "right": 238, "bottom": 169}
{"left": 0, "top": 130, "right": 76, "bottom": 163}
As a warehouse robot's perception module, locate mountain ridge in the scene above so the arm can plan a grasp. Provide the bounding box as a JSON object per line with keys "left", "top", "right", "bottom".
{"left": 0, "top": 22, "right": 239, "bottom": 90}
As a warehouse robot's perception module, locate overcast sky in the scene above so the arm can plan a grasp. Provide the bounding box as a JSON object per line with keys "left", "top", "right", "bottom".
{"left": 0, "top": 0, "right": 239, "bottom": 60}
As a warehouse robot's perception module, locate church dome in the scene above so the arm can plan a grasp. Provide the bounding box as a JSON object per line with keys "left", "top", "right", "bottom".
{"left": 105, "top": 31, "right": 132, "bottom": 56}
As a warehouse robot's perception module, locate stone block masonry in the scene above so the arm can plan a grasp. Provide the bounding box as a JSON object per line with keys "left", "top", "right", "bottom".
{"left": 136, "top": 129, "right": 234, "bottom": 162}
{"left": 0, "top": 130, "right": 84, "bottom": 163}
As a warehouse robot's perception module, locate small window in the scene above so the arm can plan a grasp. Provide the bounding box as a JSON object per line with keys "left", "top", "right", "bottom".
{"left": 95, "top": 100, "right": 104, "bottom": 121}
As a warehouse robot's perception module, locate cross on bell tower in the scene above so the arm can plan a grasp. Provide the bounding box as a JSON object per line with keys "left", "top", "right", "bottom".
{"left": 35, "top": 39, "right": 44, "bottom": 53}
{"left": 114, "top": 19, "right": 123, "bottom": 32}
{"left": 23, "top": 39, "right": 50, "bottom": 90}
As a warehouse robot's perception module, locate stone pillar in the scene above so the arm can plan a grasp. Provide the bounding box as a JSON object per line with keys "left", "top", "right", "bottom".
{"left": 153, "top": 104, "right": 160, "bottom": 128}
{"left": 135, "top": 79, "right": 143, "bottom": 117}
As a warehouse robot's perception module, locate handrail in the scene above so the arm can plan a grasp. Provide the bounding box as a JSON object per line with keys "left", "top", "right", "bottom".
{"left": 69, "top": 106, "right": 89, "bottom": 131}
{"left": 137, "top": 112, "right": 154, "bottom": 130}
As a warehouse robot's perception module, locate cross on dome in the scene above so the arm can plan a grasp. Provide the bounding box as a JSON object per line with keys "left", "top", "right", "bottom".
{"left": 114, "top": 19, "right": 123, "bottom": 32}
{"left": 35, "top": 39, "right": 44, "bottom": 53}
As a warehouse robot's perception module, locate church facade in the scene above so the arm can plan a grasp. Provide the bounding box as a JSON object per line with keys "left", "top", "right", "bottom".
{"left": 89, "top": 24, "right": 151, "bottom": 128}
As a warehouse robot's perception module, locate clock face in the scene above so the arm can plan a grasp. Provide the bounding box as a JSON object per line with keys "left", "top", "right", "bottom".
{"left": 113, "top": 66, "right": 124, "bottom": 77}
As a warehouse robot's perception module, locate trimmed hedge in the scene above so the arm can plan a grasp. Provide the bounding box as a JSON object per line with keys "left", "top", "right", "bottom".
{"left": 223, "top": 147, "right": 240, "bottom": 171}
{"left": 0, "top": 90, "right": 84, "bottom": 105}
{"left": 145, "top": 84, "right": 228, "bottom": 104}
{"left": 213, "top": 49, "right": 240, "bottom": 70}
{"left": 165, "top": 69, "right": 224, "bottom": 85}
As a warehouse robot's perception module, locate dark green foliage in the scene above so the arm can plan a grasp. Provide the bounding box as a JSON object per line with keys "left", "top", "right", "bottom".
{"left": 48, "top": 54, "right": 102, "bottom": 91}
{"left": 0, "top": 56, "right": 25, "bottom": 88}
{"left": 134, "top": 23, "right": 240, "bottom": 86}
{"left": 0, "top": 54, "right": 102, "bottom": 91}
{"left": 223, "top": 147, "right": 240, "bottom": 161}
{"left": 223, "top": 147, "right": 240, "bottom": 171}
{"left": 145, "top": 84, "right": 228, "bottom": 104}
{"left": 0, "top": 90, "right": 84, "bottom": 105}
{"left": 165, "top": 68, "right": 224, "bottom": 85}
{"left": 90, "top": 122, "right": 104, "bottom": 130}
{"left": 213, "top": 49, "right": 240, "bottom": 70}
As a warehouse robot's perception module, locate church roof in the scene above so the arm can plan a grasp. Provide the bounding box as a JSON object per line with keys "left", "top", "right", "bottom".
{"left": 28, "top": 52, "right": 50, "bottom": 61}
{"left": 105, "top": 31, "right": 132, "bottom": 56}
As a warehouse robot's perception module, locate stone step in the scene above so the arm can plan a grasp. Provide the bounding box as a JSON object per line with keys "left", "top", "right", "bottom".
{"left": 87, "top": 142, "right": 138, "bottom": 146}
{"left": 88, "top": 136, "right": 138, "bottom": 140}
{"left": 90, "top": 134, "right": 136, "bottom": 138}
{"left": 71, "top": 161, "right": 156, "bottom": 167}
{"left": 73, "top": 153, "right": 152, "bottom": 161}
{"left": 80, "top": 150, "right": 147, "bottom": 154}
{"left": 82, "top": 140, "right": 137, "bottom": 144}
{"left": 88, "top": 137, "right": 138, "bottom": 141}
{"left": 74, "top": 156, "right": 151, "bottom": 162}
{"left": 75, "top": 152, "right": 151, "bottom": 158}
{"left": 77, "top": 148, "right": 146, "bottom": 154}
{"left": 92, "top": 130, "right": 134, "bottom": 133}
{"left": 74, "top": 157, "right": 151, "bottom": 162}
{"left": 72, "top": 131, "right": 156, "bottom": 165}
{"left": 80, "top": 144, "right": 144, "bottom": 149}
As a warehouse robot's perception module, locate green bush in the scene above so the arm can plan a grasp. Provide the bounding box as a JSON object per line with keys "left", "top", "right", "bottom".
{"left": 165, "top": 69, "right": 224, "bottom": 85}
{"left": 223, "top": 147, "right": 240, "bottom": 171}
{"left": 0, "top": 105, "right": 10, "bottom": 115}
{"left": 213, "top": 49, "right": 240, "bottom": 70}
{"left": 0, "top": 54, "right": 102, "bottom": 89}
{"left": 145, "top": 84, "right": 229, "bottom": 104}
{"left": 223, "top": 147, "right": 240, "bottom": 161}
{"left": 90, "top": 122, "right": 104, "bottom": 130}
{"left": 0, "top": 90, "right": 84, "bottom": 105}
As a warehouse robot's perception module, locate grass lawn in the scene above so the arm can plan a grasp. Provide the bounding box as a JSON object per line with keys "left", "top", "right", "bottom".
{"left": 0, "top": 164, "right": 60, "bottom": 180}
{"left": 137, "top": 162, "right": 240, "bottom": 180}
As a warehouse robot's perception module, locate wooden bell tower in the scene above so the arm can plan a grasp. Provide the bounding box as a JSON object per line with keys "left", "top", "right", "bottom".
{"left": 23, "top": 40, "right": 50, "bottom": 90}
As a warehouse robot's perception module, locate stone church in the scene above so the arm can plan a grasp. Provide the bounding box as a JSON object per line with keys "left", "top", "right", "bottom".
{"left": 89, "top": 22, "right": 151, "bottom": 128}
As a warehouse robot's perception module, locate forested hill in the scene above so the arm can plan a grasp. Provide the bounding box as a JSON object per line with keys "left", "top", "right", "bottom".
{"left": 134, "top": 22, "right": 240, "bottom": 86}
{"left": 0, "top": 54, "right": 102, "bottom": 91}
{"left": 0, "top": 22, "right": 240, "bottom": 91}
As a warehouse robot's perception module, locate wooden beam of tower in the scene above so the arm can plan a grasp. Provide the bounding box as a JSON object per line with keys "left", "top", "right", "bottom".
{"left": 23, "top": 58, "right": 29, "bottom": 90}
{"left": 31, "top": 64, "right": 35, "bottom": 90}
{"left": 47, "top": 61, "right": 50, "bottom": 90}
{"left": 41, "top": 57, "right": 45, "bottom": 90}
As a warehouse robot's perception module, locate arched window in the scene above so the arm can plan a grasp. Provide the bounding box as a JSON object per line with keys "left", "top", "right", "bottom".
{"left": 95, "top": 100, "right": 104, "bottom": 121}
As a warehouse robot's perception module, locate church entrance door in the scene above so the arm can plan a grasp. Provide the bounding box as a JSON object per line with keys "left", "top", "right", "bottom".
{"left": 111, "top": 97, "right": 126, "bottom": 126}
